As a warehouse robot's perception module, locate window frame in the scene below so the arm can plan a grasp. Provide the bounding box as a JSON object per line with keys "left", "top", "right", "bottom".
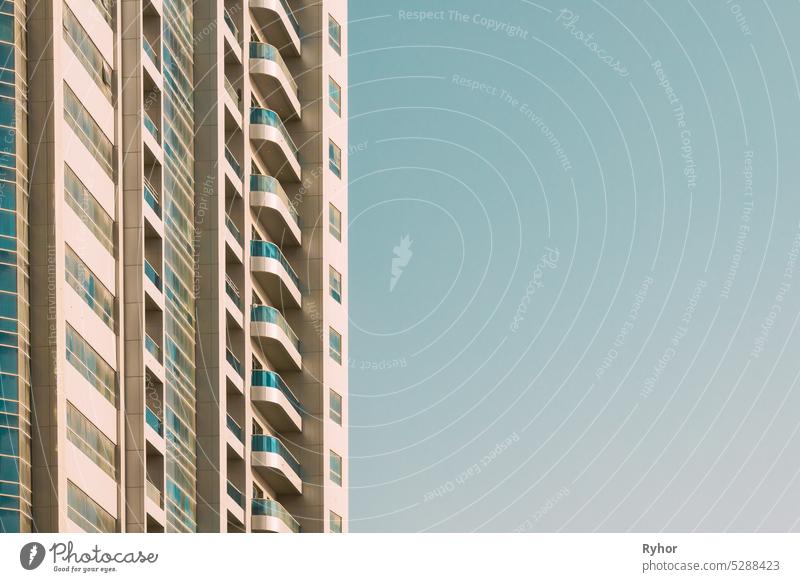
{"left": 329, "top": 203, "right": 342, "bottom": 241}
{"left": 328, "top": 15, "right": 342, "bottom": 54}
{"left": 329, "top": 389, "right": 342, "bottom": 425}
{"left": 328, "top": 139, "right": 341, "bottom": 178}
{"left": 330, "top": 450, "right": 342, "bottom": 486}
{"left": 330, "top": 510, "right": 343, "bottom": 533}
{"left": 329, "top": 327, "right": 342, "bottom": 364}
{"left": 329, "top": 265, "right": 342, "bottom": 303}
{"left": 328, "top": 76, "right": 341, "bottom": 116}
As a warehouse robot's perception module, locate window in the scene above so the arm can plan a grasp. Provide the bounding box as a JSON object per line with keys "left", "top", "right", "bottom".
{"left": 65, "top": 324, "right": 116, "bottom": 405}
{"left": 328, "top": 77, "right": 341, "bottom": 116}
{"left": 329, "top": 139, "right": 341, "bottom": 178}
{"left": 63, "top": 84, "right": 113, "bottom": 177}
{"left": 64, "top": 164, "right": 114, "bottom": 252}
{"left": 67, "top": 402, "right": 115, "bottom": 478}
{"left": 65, "top": 245, "right": 114, "bottom": 328}
{"left": 0, "top": 428, "right": 18, "bottom": 457}
{"left": 63, "top": 4, "right": 112, "bottom": 98}
{"left": 329, "top": 390, "right": 342, "bottom": 425}
{"left": 329, "top": 327, "right": 342, "bottom": 364}
{"left": 67, "top": 481, "right": 115, "bottom": 533}
{"left": 329, "top": 266, "right": 342, "bottom": 303}
{"left": 330, "top": 450, "right": 342, "bottom": 486}
{"left": 91, "top": 0, "right": 113, "bottom": 25}
{"left": 329, "top": 204, "right": 341, "bottom": 241}
{"left": 330, "top": 510, "right": 342, "bottom": 533}
{"left": 328, "top": 15, "right": 341, "bottom": 54}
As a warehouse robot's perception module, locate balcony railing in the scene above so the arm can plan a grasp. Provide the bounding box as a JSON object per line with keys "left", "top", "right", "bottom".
{"left": 146, "top": 479, "right": 162, "bottom": 506}
{"left": 278, "top": 0, "right": 300, "bottom": 36}
{"left": 223, "top": 7, "right": 240, "bottom": 42}
{"left": 249, "top": 107, "right": 298, "bottom": 155}
{"left": 225, "top": 214, "right": 243, "bottom": 245}
{"left": 145, "top": 406, "right": 163, "bottom": 436}
{"left": 249, "top": 42, "right": 298, "bottom": 96}
{"left": 227, "top": 481, "right": 245, "bottom": 508}
{"left": 251, "top": 435, "right": 302, "bottom": 478}
{"left": 91, "top": 0, "right": 113, "bottom": 25}
{"left": 143, "top": 178, "right": 161, "bottom": 217}
{"left": 251, "top": 240, "right": 300, "bottom": 289}
{"left": 250, "top": 174, "right": 299, "bottom": 226}
{"left": 142, "top": 37, "right": 159, "bottom": 66}
{"left": 66, "top": 325, "right": 117, "bottom": 405}
{"left": 144, "top": 334, "right": 160, "bottom": 361}
{"left": 227, "top": 414, "right": 244, "bottom": 443}
{"left": 225, "top": 146, "right": 243, "bottom": 180}
{"left": 252, "top": 498, "right": 300, "bottom": 533}
{"left": 224, "top": 77, "right": 241, "bottom": 105}
{"left": 143, "top": 111, "right": 160, "bottom": 142}
{"left": 64, "top": 259, "right": 114, "bottom": 329}
{"left": 225, "top": 275, "right": 242, "bottom": 309}
{"left": 252, "top": 369, "right": 302, "bottom": 415}
{"left": 65, "top": 167, "right": 115, "bottom": 253}
{"left": 144, "top": 260, "right": 162, "bottom": 291}
{"left": 226, "top": 348, "right": 243, "bottom": 378}
{"left": 251, "top": 305, "right": 300, "bottom": 351}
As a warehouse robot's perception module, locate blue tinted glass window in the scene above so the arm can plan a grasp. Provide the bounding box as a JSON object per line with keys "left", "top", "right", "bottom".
{"left": 0, "top": 95, "right": 12, "bottom": 127}
{"left": 0, "top": 331, "right": 15, "bottom": 347}
{"left": 0, "top": 210, "right": 13, "bottom": 237}
{"left": 0, "top": 292, "right": 15, "bottom": 319}
{"left": 0, "top": 374, "right": 16, "bottom": 399}
{"left": 0, "top": 495, "right": 19, "bottom": 509}
{"left": 0, "top": 480, "right": 18, "bottom": 496}
{"left": 0, "top": 127, "right": 13, "bottom": 154}
{"left": 0, "top": 399, "right": 17, "bottom": 413}
{"left": 0, "top": 264, "right": 14, "bottom": 290}
{"left": 0, "top": 427, "right": 16, "bottom": 455}
{"left": 0, "top": 455, "right": 18, "bottom": 481}
{"left": 0, "top": 16, "right": 11, "bottom": 43}
{"left": 0, "top": 44, "right": 11, "bottom": 72}
{"left": 0, "top": 180, "right": 13, "bottom": 210}
{"left": 0, "top": 344, "right": 16, "bottom": 373}
{"left": 0, "top": 508, "right": 19, "bottom": 532}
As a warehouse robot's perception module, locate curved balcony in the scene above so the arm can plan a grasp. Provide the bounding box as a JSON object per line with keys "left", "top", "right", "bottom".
{"left": 251, "top": 240, "right": 301, "bottom": 308}
{"left": 250, "top": 42, "right": 300, "bottom": 120}
{"left": 250, "top": 174, "right": 301, "bottom": 245}
{"left": 252, "top": 498, "right": 300, "bottom": 533}
{"left": 249, "top": 108, "right": 301, "bottom": 181}
{"left": 250, "top": 0, "right": 301, "bottom": 56}
{"left": 251, "top": 369, "right": 302, "bottom": 432}
{"left": 251, "top": 434, "right": 302, "bottom": 494}
{"left": 251, "top": 305, "right": 301, "bottom": 370}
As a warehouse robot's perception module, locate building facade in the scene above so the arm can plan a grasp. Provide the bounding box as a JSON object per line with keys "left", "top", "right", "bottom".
{"left": 0, "top": 0, "right": 347, "bottom": 533}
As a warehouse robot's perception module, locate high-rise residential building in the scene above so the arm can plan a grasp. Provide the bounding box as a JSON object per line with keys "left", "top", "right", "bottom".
{"left": 0, "top": 0, "right": 347, "bottom": 533}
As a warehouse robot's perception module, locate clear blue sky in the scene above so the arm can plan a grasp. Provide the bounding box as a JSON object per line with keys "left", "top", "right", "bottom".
{"left": 348, "top": 0, "right": 800, "bottom": 532}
